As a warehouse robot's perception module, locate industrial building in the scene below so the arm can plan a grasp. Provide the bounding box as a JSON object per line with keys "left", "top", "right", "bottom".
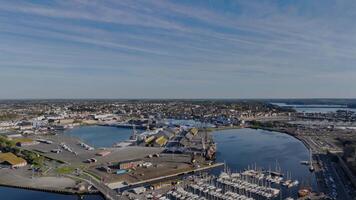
{"left": 0, "top": 152, "right": 27, "bottom": 168}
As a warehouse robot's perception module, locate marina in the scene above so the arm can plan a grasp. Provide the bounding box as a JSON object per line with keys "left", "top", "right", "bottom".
{"left": 212, "top": 128, "right": 317, "bottom": 191}
{"left": 164, "top": 165, "right": 302, "bottom": 200}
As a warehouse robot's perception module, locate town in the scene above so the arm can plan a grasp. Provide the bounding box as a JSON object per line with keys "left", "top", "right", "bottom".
{"left": 0, "top": 99, "right": 355, "bottom": 200}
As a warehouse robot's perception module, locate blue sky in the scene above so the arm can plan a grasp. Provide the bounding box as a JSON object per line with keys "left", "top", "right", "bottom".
{"left": 0, "top": 0, "right": 355, "bottom": 99}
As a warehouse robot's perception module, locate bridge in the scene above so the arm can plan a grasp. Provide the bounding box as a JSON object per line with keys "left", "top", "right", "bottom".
{"left": 83, "top": 172, "right": 128, "bottom": 200}
{"left": 67, "top": 173, "right": 126, "bottom": 200}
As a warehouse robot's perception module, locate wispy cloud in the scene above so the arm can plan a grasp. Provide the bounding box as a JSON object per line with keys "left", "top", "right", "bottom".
{"left": 0, "top": 0, "right": 355, "bottom": 98}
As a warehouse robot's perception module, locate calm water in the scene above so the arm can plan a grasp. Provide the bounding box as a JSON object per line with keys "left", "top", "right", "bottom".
{"left": 1, "top": 127, "right": 316, "bottom": 199}
{"left": 213, "top": 128, "right": 317, "bottom": 189}
{"left": 65, "top": 125, "right": 134, "bottom": 147}
{"left": 272, "top": 103, "right": 356, "bottom": 113}
{"left": 294, "top": 107, "right": 356, "bottom": 113}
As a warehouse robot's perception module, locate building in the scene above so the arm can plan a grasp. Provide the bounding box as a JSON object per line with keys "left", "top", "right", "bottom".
{"left": 190, "top": 128, "right": 198, "bottom": 135}
{"left": 145, "top": 135, "right": 155, "bottom": 145}
{"left": 155, "top": 136, "right": 168, "bottom": 147}
{"left": 17, "top": 121, "right": 33, "bottom": 130}
{"left": 96, "top": 151, "right": 111, "bottom": 157}
{"left": 0, "top": 152, "right": 27, "bottom": 168}
{"left": 5, "top": 134, "right": 22, "bottom": 139}
{"left": 118, "top": 159, "right": 143, "bottom": 170}
{"left": 15, "top": 138, "right": 39, "bottom": 147}
{"left": 132, "top": 186, "right": 146, "bottom": 194}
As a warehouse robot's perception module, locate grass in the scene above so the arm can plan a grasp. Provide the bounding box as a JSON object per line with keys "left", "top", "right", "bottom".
{"left": 56, "top": 166, "right": 75, "bottom": 174}
{"left": 12, "top": 138, "right": 34, "bottom": 143}
{"left": 83, "top": 170, "right": 101, "bottom": 181}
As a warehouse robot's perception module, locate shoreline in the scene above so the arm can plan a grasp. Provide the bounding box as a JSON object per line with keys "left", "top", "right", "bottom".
{"left": 0, "top": 124, "right": 313, "bottom": 198}
{"left": 0, "top": 124, "right": 223, "bottom": 198}
{"left": 0, "top": 183, "right": 95, "bottom": 196}
{"left": 203, "top": 125, "right": 242, "bottom": 132}
{"left": 246, "top": 126, "right": 312, "bottom": 150}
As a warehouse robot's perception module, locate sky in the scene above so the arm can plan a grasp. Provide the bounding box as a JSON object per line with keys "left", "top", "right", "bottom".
{"left": 0, "top": 0, "right": 355, "bottom": 99}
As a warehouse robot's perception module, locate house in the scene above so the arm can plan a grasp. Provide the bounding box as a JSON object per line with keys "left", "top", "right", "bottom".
{"left": 0, "top": 152, "right": 27, "bottom": 168}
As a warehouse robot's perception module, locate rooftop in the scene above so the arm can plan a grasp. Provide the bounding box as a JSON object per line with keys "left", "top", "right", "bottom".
{"left": 0, "top": 152, "right": 27, "bottom": 166}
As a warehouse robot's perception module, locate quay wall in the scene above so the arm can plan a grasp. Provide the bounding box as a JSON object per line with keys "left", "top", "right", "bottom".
{"left": 112, "top": 163, "right": 224, "bottom": 191}
{"left": 0, "top": 182, "right": 96, "bottom": 195}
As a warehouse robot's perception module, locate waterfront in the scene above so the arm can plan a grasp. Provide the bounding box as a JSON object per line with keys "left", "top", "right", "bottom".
{"left": 272, "top": 103, "right": 356, "bottom": 113}
{"left": 0, "top": 186, "right": 103, "bottom": 200}
{"left": 212, "top": 128, "right": 317, "bottom": 190}
{"left": 1, "top": 126, "right": 317, "bottom": 199}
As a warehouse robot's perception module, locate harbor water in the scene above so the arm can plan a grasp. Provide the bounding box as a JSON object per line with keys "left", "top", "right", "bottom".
{"left": 65, "top": 125, "right": 134, "bottom": 147}
{"left": 212, "top": 128, "right": 317, "bottom": 196}
{"left": 213, "top": 128, "right": 315, "bottom": 183}
{"left": 272, "top": 103, "right": 356, "bottom": 113}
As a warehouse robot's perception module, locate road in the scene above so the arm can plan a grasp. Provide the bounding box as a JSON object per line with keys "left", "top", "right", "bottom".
{"left": 67, "top": 173, "right": 127, "bottom": 200}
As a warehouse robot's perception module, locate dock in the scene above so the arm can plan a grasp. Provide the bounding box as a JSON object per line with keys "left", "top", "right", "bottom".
{"left": 164, "top": 167, "right": 298, "bottom": 200}
{"left": 110, "top": 163, "right": 224, "bottom": 191}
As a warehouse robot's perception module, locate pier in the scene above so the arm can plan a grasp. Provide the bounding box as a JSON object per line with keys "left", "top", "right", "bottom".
{"left": 108, "top": 163, "right": 224, "bottom": 191}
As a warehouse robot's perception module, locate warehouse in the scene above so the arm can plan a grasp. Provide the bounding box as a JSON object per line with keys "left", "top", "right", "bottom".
{"left": 118, "top": 159, "right": 143, "bottom": 170}
{"left": 0, "top": 152, "right": 27, "bottom": 168}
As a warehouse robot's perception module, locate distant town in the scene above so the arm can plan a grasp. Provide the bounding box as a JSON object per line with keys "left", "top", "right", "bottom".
{"left": 0, "top": 99, "right": 356, "bottom": 200}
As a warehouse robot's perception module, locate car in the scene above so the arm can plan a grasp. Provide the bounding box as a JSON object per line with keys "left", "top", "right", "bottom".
{"left": 84, "top": 158, "right": 98, "bottom": 163}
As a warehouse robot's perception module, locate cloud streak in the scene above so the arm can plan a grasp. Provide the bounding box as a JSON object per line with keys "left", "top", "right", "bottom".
{"left": 0, "top": 0, "right": 355, "bottom": 98}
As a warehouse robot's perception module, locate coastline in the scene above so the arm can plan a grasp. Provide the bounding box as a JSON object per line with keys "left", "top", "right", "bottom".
{"left": 0, "top": 172, "right": 96, "bottom": 196}
{"left": 0, "top": 124, "right": 314, "bottom": 198}
{"left": 0, "top": 124, "right": 221, "bottom": 198}
{"left": 247, "top": 126, "right": 312, "bottom": 150}
{"left": 0, "top": 124, "right": 100, "bottom": 197}
{"left": 203, "top": 125, "right": 242, "bottom": 132}
{"left": 0, "top": 183, "right": 94, "bottom": 196}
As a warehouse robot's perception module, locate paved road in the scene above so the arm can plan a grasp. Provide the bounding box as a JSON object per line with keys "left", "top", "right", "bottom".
{"left": 67, "top": 173, "right": 127, "bottom": 200}
{"left": 83, "top": 172, "right": 126, "bottom": 200}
